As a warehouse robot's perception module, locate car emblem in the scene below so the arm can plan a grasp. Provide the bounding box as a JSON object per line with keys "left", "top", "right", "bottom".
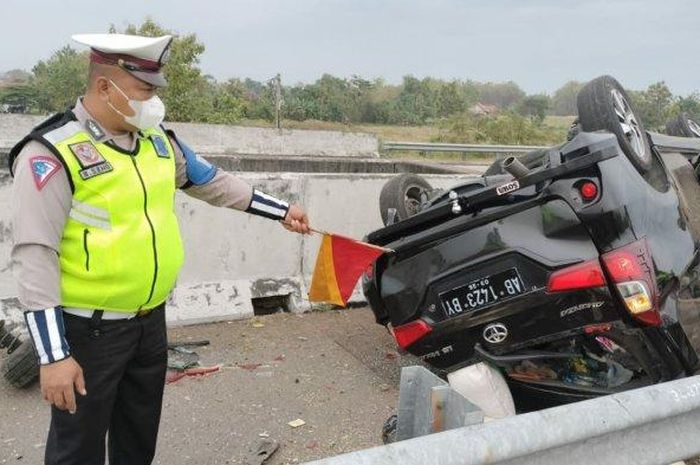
{"left": 483, "top": 323, "right": 508, "bottom": 344}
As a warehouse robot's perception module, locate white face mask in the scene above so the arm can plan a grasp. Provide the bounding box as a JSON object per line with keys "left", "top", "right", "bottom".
{"left": 108, "top": 80, "right": 165, "bottom": 130}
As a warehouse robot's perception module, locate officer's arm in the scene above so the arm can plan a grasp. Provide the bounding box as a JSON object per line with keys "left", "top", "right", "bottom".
{"left": 167, "top": 132, "right": 290, "bottom": 220}
{"left": 11, "top": 142, "right": 72, "bottom": 364}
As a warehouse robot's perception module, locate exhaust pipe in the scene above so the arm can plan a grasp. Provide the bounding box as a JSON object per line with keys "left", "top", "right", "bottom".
{"left": 502, "top": 156, "right": 530, "bottom": 179}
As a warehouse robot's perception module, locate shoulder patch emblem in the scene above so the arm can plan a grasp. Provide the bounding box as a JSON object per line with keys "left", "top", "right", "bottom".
{"left": 69, "top": 141, "right": 105, "bottom": 168}
{"left": 151, "top": 135, "right": 170, "bottom": 158}
{"left": 30, "top": 157, "right": 62, "bottom": 190}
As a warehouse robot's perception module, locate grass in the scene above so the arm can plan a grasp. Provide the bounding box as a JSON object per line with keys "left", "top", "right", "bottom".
{"left": 241, "top": 116, "right": 574, "bottom": 142}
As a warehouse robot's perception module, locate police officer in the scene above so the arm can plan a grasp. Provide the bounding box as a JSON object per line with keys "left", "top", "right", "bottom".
{"left": 10, "top": 33, "right": 310, "bottom": 465}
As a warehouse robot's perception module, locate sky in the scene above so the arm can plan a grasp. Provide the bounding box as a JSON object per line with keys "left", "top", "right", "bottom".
{"left": 2, "top": 0, "right": 699, "bottom": 95}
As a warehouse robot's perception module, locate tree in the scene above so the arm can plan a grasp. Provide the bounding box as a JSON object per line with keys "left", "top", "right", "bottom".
{"left": 630, "top": 82, "right": 674, "bottom": 130}
{"left": 119, "top": 18, "right": 212, "bottom": 122}
{"left": 209, "top": 78, "right": 249, "bottom": 124}
{"left": 551, "top": 81, "right": 583, "bottom": 116}
{"left": 475, "top": 81, "right": 526, "bottom": 109}
{"left": 517, "top": 94, "right": 551, "bottom": 124}
{"left": 29, "top": 46, "right": 89, "bottom": 113}
{"left": 0, "top": 85, "right": 41, "bottom": 113}
{"left": 675, "top": 93, "right": 700, "bottom": 122}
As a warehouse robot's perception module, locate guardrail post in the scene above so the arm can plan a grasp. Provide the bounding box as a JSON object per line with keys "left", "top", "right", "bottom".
{"left": 396, "top": 366, "right": 483, "bottom": 440}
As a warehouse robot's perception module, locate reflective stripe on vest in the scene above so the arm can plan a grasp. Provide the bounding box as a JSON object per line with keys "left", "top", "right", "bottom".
{"left": 44, "top": 124, "right": 184, "bottom": 312}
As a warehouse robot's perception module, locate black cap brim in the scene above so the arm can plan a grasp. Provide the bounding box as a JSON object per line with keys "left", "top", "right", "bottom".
{"left": 129, "top": 70, "right": 168, "bottom": 88}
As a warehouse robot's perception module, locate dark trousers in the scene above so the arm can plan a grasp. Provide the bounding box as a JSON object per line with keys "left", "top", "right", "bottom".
{"left": 44, "top": 304, "right": 168, "bottom": 465}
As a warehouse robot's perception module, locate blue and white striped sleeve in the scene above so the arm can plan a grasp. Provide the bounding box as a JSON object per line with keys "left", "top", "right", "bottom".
{"left": 24, "top": 307, "right": 70, "bottom": 365}
{"left": 246, "top": 189, "right": 290, "bottom": 221}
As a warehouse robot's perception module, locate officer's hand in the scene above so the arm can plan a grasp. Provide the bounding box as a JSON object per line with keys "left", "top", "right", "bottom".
{"left": 40, "top": 357, "right": 87, "bottom": 414}
{"left": 282, "top": 204, "right": 311, "bottom": 234}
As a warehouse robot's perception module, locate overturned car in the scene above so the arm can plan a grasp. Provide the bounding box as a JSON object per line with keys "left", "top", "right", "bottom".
{"left": 364, "top": 75, "right": 700, "bottom": 412}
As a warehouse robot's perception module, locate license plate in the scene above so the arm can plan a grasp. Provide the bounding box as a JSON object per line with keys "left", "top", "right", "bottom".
{"left": 439, "top": 268, "right": 524, "bottom": 318}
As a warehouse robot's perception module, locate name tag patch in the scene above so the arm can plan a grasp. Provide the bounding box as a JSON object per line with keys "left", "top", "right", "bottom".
{"left": 69, "top": 141, "right": 106, "bottom": 168}
{"left": 80, "top": 162, "right": 113, "bottom": 180}
{"left": 151, "top": 135, "right": 170, "bottom": 158}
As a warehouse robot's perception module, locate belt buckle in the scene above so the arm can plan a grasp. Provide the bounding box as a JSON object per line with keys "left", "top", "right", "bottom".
{"left": 136, "top": 308, "right": 151, "bottom": 318}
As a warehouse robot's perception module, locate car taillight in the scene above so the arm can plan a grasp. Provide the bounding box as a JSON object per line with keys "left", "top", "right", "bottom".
{"left": 547, "top": 259, "right": 607, "bottom": 292}
{"left": 601, "top": 238, "right": 660, "bottom": 326}
{"left": 393, "top": 319, "right": 432, "bottom": 349}
{"left": 579, "top": 181, "right": 598, "bottom": 201}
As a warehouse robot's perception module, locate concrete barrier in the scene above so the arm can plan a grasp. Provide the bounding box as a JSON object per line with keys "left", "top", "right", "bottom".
{"left": 0, "top": 114, "right": 379, "bottom": 158}
{"left": 0, "top": 169, "right": 477, "bottom": 326}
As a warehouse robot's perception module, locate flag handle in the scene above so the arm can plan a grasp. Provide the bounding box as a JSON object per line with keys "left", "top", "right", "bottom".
{"left": 309, "top": 227, "right": 394, "bottom": 254}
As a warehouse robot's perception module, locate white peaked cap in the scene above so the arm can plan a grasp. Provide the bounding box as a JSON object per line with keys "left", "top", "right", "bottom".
{"left": 72, "top": 33, "right": 173, "bottom": 87}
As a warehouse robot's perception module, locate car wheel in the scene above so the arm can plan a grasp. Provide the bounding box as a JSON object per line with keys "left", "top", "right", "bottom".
{"left": 2, "top": 339, "right": 39, "bottom": 388}
{"left": 379, "top": 174, "right": 432, "bottom": 226}
{"left": 566, "top": 117, "right": 581, "bottom": 141}
{"left": 0, "top": 320, "right": 22, "bottom": 353}
{"left": 577, "top": 75, "right": 652, "bottom": 174}
{"left": 666, "top": 113, "right": 700, "bottom": 138}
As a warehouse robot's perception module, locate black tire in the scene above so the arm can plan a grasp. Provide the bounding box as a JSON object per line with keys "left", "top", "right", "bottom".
{"left": 566, "top": 117, "right": 581, "bottom": 141}
{"left": 0, "top": 320, "right": 22, "bottom": 353}
{"left": 666, "top": 113, "right": 700, "bottom": 138}
{"left": 381, "top": 414, "right": 398, "bottom": 444}
{"left": 577, "top": 75, "right": 652, "bottom": 173}
{"left": 2, "top": 340, "right": 39, "bottom": 388}
{"left": 379, "top": 174, "right": 432, "bottom": 226}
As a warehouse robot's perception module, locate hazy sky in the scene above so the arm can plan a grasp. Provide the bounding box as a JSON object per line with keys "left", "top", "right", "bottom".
{"left": 2, "top": 0, "right": 699, "bottom": 94}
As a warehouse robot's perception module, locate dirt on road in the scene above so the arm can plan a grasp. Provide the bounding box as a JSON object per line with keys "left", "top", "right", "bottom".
{"left": 1, "top": 308, "right": 409, "bottom": 465}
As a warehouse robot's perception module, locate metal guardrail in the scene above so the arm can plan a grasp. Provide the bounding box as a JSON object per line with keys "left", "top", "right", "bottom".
{"left": 394, "top": 367, "right": 483, "bottom": 441}
{"left": 304, "top": 374, "right": 700, "bottom": 465}
{"left": 382, "top": 141, "right": 548, "bottom": 155}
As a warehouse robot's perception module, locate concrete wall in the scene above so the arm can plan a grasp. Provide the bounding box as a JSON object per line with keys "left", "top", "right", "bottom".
{"left": 0, "top": 170, "right": 476, "bottom": 326}
{"left": 0, "top": 114, "right": 379, "bottom": 158}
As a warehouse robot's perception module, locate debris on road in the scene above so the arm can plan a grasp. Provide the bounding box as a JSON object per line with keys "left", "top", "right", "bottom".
{"left": 166, "top": 341, "right": 221, "bottom": 384}
{"left": 288, "top": 418, "right": 306, "bottom": 428}
{"left": 166, "top": 365, "right": 221, "bottom": 384}
{"left": 167, "top": 345, "right": 200, "bottom": 371}
{"left": 245, "top": 437, "right": 279, "bottom": 465}
{"left": 238, "top": 362, "right": 263, "bottom": 371}
{"left": 167, "top": 340, "right": 210, "bottom": 349}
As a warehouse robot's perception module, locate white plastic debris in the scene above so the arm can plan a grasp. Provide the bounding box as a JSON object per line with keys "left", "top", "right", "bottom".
{"left": 447, "top": 362, "right": 516, "bottom": 420}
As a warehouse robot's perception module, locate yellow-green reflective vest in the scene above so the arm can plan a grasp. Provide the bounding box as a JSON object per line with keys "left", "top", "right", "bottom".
{"left": 45, "top": 120, "right": 184, "bottom": 312}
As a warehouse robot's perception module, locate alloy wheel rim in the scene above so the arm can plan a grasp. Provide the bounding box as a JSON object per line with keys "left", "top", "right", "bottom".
{"left": 611, "top": 88, "right": 649, "bottom": 163}
{"left": 687, "top": 118, "right": 700, "bottom": 138}
{"left": 404, "top": 185, "right": 425, "bottom": 216}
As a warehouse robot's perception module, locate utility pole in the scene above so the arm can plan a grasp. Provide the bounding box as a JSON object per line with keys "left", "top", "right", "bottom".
{"left": 274, "top": 73, "right": 282, "bottom": 131}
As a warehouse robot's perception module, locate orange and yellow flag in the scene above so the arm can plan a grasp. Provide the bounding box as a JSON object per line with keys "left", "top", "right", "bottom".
{"left": 308, "top": 233, "right": 386, "bottom": 307}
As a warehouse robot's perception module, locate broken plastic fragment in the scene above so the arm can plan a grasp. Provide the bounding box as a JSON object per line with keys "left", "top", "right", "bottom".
{"left": 288, "top": 419, "right": 306, "bottom": 428}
